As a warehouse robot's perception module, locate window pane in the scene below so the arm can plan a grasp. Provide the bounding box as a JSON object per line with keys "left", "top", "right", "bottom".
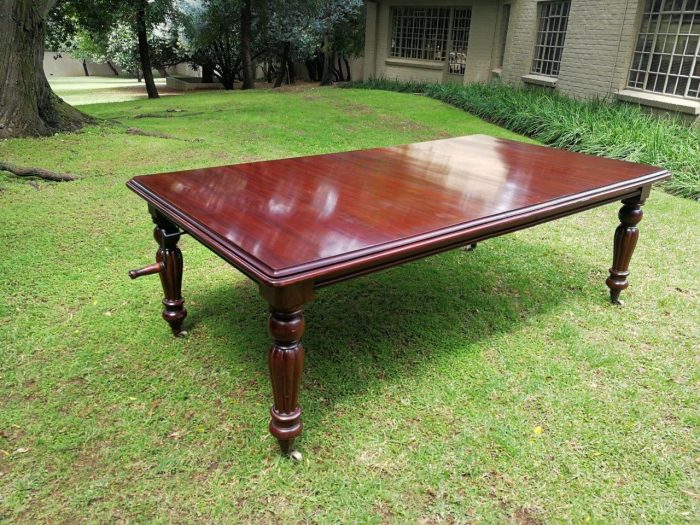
{"left": 390, "top": 7, "right": 450, "bottom": 61}
{"left": 448, "top": 8, "right": 472, "bottom": 75}
{"left": 531, "top": 1, "right": 570, "bottom": 77}
{"left": 628, "top": 0, "right": 700, "bottom": 98}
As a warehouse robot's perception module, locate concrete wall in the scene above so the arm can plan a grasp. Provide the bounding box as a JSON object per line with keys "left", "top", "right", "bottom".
{"left": 43, "top": 51, "right": 122, "bottom": 77}
{"left": 168, "top": 63, "right": 201, "bottom": 77}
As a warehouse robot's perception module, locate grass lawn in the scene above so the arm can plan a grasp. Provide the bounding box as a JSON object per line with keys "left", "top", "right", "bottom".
{"left": 48, "top": 76, "right": 176, "bottom": 106}
{"left": 1, "top": 87, "right": 698, "bottom": 523}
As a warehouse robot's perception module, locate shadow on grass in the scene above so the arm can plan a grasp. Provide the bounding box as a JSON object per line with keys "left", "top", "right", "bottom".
{"left": 179, "top": 233, "right": 603, "bottom": 441}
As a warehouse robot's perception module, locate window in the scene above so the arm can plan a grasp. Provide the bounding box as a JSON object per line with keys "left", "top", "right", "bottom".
{"left": 449, "top": 9, "right": 472, "bottom": 75}
{"left": 390, "top": 7, "right": 472, "bottom": 70}
{"left": 390, "top": 7, "right": 450, "bottom": 61}
{"left": 497, "top": 4, "right": 512, "bottom": 68}
{"left": 628, "top": 0, "right": 700, "bottom": 99}
{"left": 531, "top": 1, "right": 570, "bottom": 77}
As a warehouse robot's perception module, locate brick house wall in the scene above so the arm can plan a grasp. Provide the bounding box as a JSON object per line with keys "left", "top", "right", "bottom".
{"left": 499, "top": 0, "right": 640, "bottom": 99}
{"left": 364, "top": 0, "right": 700, "bottom": 122}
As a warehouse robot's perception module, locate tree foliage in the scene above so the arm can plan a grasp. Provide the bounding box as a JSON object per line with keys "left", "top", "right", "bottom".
{"left": 47, "top": 0, "right": 183, "bottom": 95}
{"left": 178, "top": 0, "right": 363, "bottom": 88}
{"left": 179, "top": 0, "right": 246, "bottom": 89}
{"left": 47, "top": 0, "right": 363, "bottom": 89}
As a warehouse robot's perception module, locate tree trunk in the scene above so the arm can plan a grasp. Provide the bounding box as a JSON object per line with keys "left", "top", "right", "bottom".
{"left": 0, "top": 0, "right": 91, "bottom": 139}
{"left": 135, "top": 0, "right": 159, "bottom": 99}
{"left": 287, "top": 57, "right": 295, "bottom": 85}
{"left": 336, "top": 55, "right": 344, "bottom": 81}
{"left": 273, "top": 42, "right": 290, "bottom": 88}
{"left": 240, "top": 0, "right": 254, "bottom": 89}
{"left": 305, "top": 59, "right": 317, "bottom": 82}
{"left": 82, "top": 59, "right": 90, "bottom": 76}
{"left": 320, "top": 35, "right": 333, "bottom": 86}
{"left": 344, "top": 57, "right": 352, "bottom": 81}
{"left": 316, "top": 53, "right": 324, "bottom": 80}
{"left": 107, "top": 60, "right": 119, "bottom": 76}
{"left": 202, "top": 65, "right": 214, "bottom": 83}
{"left": 217, "top": 69, "right": 235, "bottom": 90}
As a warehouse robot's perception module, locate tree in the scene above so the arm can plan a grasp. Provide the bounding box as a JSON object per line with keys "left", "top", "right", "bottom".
{"left": 259, "top": 0, "right": 364, "bottom": 86}
{"left": 135, "top": 0, "right": 159, "bottom": 98}
{"left": 258, "top": 1, "right": 316, "bottom": 88}
{"left": 106, "top": 25, "right": 144, "bottom": 80}
{"left": 177, "top": 0, "right": 363, "bottom": 90}
{"left": 47, "top": 0, "right": 179, "bottom": 98}
{"left": 240, "top": 0, "right": 254, "bottom": 89}
{"left": 0, "top": 0, "right": 91, "bottom": 139}
{"left": 312, "top": 0, "right": 363, "bottom": 85}
{"left": 48, "top": 3, "right": 185, "bottom": 81}
{"left": 180, "top": 0, "right": 267, "bottom": 90}
{"left": 180, "top": 0, "right": 243, "bottom": 89}
{"left": 150, "top": 20, "right": 187, "bottom": 76}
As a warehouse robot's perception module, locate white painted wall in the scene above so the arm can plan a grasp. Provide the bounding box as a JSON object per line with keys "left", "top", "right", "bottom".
{"left": 43, "top": 51, "right": 123, "bottom": 77}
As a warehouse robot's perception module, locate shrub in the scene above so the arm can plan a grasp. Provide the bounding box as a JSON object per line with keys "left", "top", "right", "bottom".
{"left": 345, "top": 79, "right": 700, "bottom": 201}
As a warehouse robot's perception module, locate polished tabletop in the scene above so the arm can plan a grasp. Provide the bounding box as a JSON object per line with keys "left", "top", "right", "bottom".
{"left": 127, "top": 135, "right": 667, "bottom": 285}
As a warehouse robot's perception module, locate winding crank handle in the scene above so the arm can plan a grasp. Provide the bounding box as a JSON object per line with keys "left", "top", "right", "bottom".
{"left": 128, "top": 262, "right": 165, "bottom": 279}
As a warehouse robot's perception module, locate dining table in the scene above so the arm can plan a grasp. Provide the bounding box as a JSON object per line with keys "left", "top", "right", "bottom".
{"left": 126, "top": 134, "right": 670, "bottom": 456}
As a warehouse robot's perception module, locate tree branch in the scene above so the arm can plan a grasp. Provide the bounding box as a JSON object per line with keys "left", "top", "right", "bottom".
{"left": 0, "top": 161, "right": 76, "bottom": 181}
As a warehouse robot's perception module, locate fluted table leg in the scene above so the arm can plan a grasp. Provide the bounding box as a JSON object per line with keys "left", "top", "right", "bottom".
{"left": 268, "top": 306, "right": 305, "bottom": 454}
{"left": 259, "top": 282, "right": 314, "bottom": 456}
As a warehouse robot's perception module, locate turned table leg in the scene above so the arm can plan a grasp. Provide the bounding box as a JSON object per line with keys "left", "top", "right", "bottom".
{"left": 260, "top": 283, "right": 313, "bottom": 456}
{"left": 606, "top": 196, "right": 644, "bottom": 304}
{"left": 268, "top": 306, "right": 305, "bottom": 455}
{"left": 129, "top": 208, "right": 187, "bottom": 336}
{"left": 156, "top": 225, "right": 187, "bottom": 336}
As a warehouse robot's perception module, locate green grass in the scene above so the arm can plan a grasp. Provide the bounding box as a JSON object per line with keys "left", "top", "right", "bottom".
{"left": 1, "top": 87, "right": 699, "bottom": 524}
{"left": 347, "top": 79, "right": 700, "bottom": 201}
{"left": 48, "top": 76, "right": 172, "bottom": 106}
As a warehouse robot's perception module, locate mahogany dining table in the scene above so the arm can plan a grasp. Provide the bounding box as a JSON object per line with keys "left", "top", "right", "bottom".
{"left": 126, "top": 134, "right": 669, "bottom": 456}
